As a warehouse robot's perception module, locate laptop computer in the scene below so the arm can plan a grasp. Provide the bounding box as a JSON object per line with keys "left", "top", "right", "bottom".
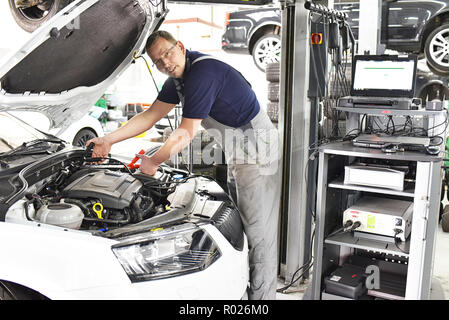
{"left": 352, "top": 134, "right": 430, "bottom": 149}
{"left": 338, "top": 54, "right": 419, "bottom": 109}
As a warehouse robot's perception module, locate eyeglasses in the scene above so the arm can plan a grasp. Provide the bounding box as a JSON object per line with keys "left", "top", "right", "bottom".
{"left": 152, "top": 43, "right": 177, "bottom": 68}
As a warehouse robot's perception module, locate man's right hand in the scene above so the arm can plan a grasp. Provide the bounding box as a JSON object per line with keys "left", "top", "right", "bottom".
{"left": 85, "top": 136, "right": 112, "bottom": 161}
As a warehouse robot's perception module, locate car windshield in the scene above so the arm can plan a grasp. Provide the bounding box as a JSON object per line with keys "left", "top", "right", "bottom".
{"left": 0, "top": 112, "right": 45, "bottom": 152}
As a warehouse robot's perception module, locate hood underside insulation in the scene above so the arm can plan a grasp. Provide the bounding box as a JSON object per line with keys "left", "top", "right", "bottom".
{"left": 1, "top": 0, "right": 147, "bottom": 94}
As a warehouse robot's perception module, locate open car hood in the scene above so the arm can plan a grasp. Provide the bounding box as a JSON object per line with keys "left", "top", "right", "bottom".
{"left": 0, "top": 0, "right": 167, "bottom": 131}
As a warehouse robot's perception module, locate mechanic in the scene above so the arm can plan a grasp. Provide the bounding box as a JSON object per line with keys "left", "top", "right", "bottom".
{"left": 86, "top": 30, "right": 280, "bottom": 300}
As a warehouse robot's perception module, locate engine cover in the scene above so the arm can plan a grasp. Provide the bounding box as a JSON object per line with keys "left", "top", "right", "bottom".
{"left": 62, "top": 170, "right": 143, "bottom": 209}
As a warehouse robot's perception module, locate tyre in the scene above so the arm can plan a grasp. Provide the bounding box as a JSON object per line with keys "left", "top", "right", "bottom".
{"left": 266, "top": 62, "right": 280, "bottom": 82}
{"left": 72, "top": 128, "right": 97, "bottom": 147}
{"left": 418, "top": 83, "right": 449, "bottom": 103}
{"left": 266, "top": 102, "right": 279, "bottom": 122}
{"left": 8, "top": 0, "right": 72, "bottom": 33}
{"left": 252, "top": 33, "right": 281, "bottom": 72}
{"left": 267, "top": 82, "right": 280, "bottom": 102}
{"left": 424, "top": 23, "right": 449, "bottom": 76}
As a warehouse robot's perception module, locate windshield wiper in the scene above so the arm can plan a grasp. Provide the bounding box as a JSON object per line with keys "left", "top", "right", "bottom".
{"left": 0, "top": 139, "right": 64, "bottom": 159}
{"left": 0, "top": 138, "right": 14, "bottom": 150}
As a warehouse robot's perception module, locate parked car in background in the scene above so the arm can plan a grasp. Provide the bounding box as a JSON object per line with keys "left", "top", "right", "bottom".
{"left": 222, "top": 6, "right": 281, "bottom": 72}
{"left": 8, "top": 110, "right": 104, "bottom": 147}
{"left": 222, "top": 0, "right": 449, "bottom": 75}
{"left": 415, "top": 60, "right": 449, "bottom": 102}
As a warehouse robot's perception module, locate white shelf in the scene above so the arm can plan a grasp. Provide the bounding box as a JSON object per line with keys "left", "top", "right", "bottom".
{"left": 325, "top": 232, "right": 410, "bottom": 258}
{"left": 328, "top": 177, "right": 415, "bottom": 198}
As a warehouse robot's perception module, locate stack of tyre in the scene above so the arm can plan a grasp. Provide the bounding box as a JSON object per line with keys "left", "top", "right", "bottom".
{"left": 266, "top": 62, "right": 280, "bottom": 126}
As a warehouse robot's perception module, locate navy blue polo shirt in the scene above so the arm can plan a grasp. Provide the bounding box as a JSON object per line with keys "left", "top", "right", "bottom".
{"left": 156, "top": 50, "right": 260, "bottom": 128}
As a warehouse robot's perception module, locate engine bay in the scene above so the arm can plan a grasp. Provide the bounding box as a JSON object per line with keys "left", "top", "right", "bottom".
{"left": 3, "top": 151, "right": 195, "bottom": 231}
{"left": 0, "top": 147, "right": 245, "bottom": 252}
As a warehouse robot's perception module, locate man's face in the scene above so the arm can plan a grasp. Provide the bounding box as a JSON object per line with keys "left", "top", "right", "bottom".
{"left": 148, "top": 38, "right": 186, "bottom": 78}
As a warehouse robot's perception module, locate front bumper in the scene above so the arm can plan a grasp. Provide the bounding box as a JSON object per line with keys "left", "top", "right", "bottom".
{"left": 44, "top": 225, "right": 249, "bottom": 300}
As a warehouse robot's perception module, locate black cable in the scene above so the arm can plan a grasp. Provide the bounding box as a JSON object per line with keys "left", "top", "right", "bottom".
{"left": 142, "top": 173, "right": 216, "bottom": 188}
{"left": 342, "top": 128, "right": 361, "bottom": 141}
{"left": 133, "top": 54, "right": 175, "bottom": 133}
{"left": 277, "top": 227, "right": 315, "bottom": 293}
{"left": 308, "top": 12, "right": 327, "bottom": 99}
{"left": 429, "top": 135, "right": 444, "bottom": 146}
{"left": 84, "top": 156, "right": 133, "bottom": 174}
{"left": 304, "top": 152, "right": 318, "bottom": 222}
{"left": 394, "top": 229, "right": 409, "bottom": 254}
{"left": 386, "top": 116, "right": 395, "bottom": 135}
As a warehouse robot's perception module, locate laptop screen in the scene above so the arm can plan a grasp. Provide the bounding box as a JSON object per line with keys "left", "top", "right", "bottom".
{"left": 350, "top": 55, "right": 417, "bottom": 98}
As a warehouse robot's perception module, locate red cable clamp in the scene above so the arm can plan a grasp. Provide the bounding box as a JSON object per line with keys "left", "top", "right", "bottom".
{"left": 127, "top": 149, "right": 145, "bottom": 169}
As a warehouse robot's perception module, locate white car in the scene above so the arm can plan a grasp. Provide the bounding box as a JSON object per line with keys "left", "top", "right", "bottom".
{"left": 8, "top": 110, "right": 104, "bottom": 147}
{"left": 0, "top": 0, "right": 248, "bottom": 300}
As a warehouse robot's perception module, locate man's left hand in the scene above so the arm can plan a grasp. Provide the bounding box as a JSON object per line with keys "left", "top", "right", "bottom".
{"left": 135, "top": 153, "right": 159, "bottom": 176}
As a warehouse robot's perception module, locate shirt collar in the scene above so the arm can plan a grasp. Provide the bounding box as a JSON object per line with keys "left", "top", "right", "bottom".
{"left": 182, "top": 50, "right": 193, "bottom": 78}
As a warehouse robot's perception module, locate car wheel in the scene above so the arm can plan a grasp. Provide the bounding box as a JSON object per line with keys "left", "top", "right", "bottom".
{"left": 266, "top": 102, "right": 279, "bottom": 122}
{"left": 418, "top": 83, "right": 449, "bottom": 102}
{"left": 424, "top": 23, "right": 449, "bottom": 76}
{"left": 267, "top": 82, "right": 280, "bottom": 102}
{"left": 72, "top": 128, "right": 97, "bottom": 147}
{"left": 8, "top": 0, "right": 72, "bottom": 33}
{"left": 252, "top": 33, "right": 281, "bottom": 72}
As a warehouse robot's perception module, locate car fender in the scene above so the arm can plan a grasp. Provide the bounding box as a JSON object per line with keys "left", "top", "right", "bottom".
{"left": 418, "top": 8, "right": 449, "bottom": 48}
{"left": 247, "top": 21, "right": 281, "bottom": 51}
{"left": 0, "top": 222, "right": 127, "bottom": 299}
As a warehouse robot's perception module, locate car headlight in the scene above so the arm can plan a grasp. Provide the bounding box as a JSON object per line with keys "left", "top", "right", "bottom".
{"left": 112, "top": 225, "right": 221, "bottom": 282}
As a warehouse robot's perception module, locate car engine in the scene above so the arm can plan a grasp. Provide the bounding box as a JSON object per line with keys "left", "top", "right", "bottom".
{"left": 10, "top": 157, "right": 187, "bottom": 231}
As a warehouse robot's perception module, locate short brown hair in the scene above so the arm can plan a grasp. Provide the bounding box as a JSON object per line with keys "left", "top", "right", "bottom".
{"left": 145, "top": 30, "right": 177, "bottom": 53}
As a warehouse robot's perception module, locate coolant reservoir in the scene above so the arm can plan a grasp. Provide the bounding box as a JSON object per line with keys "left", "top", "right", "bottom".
{"left": 36, "top": 203, "right": 84, "bottom": 229}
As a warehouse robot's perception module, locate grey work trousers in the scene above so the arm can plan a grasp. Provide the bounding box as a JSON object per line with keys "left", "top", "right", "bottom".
{"left": 202, "top": 110, "right": 281, "bottom": 300}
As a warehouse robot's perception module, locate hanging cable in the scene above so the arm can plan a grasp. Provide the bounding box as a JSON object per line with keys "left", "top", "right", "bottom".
{"left": 133, "top": 51, "right": 175, "bottom": 133}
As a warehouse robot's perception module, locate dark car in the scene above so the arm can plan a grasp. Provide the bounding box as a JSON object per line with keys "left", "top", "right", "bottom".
{"left": 222, "top": 6, "right": 281, "bottom": 72}
{"left": 222, "top": 0, "right": 449, "bottom": 75}
{"left": 415, "top": 62, "right": 449, "bottom": 102}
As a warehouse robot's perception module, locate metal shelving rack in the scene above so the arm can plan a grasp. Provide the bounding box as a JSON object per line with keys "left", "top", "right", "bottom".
{"left": 309, "top": 108, "right": 446, "bottom": 300}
